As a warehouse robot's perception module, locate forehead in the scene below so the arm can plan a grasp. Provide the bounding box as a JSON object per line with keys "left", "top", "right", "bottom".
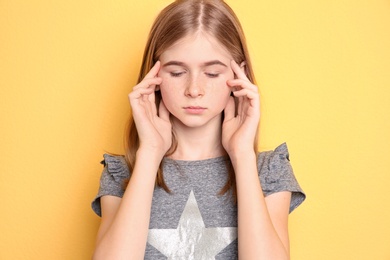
{"left": 159, "top": 32, "right": 233, "bottom": 63}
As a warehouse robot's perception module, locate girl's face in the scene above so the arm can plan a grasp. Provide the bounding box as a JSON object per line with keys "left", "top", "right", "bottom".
{"left": 158, "top": 32, "right": 234, "bottom": 130}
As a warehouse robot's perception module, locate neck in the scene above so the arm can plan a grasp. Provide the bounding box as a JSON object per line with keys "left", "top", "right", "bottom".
{"left": 169, "top": 118, "right": 226, "bottom": 161}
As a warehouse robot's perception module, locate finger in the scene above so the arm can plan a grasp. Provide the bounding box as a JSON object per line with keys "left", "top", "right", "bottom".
{"left": 236, "top": 95, "right": 244, "bottom": 118}
{"left": 233, "top": 90, "right": 260, "bottom": 112}
{"left": 232, "top": 88, "right": 259, "bottom": 99}
{"left": 129, "top": 85, "right": 156, "bottom": 100}
{"left": 143, "top": 88, "right": 157, "bottom": 114}
{"left": 130, "top": 90, "right": 158, "bottom": 121}
{"left": 231, "top": 60, "right": 249, "bottom": 81}
{"left": 144, "top": 61, "right": 161, "bottom": 79}
{"left": 158, "top": 100, "right": 170, "bottom": 122}
{"left": 233, "top": 91, "right": 260, "bottom": 119}
{"left": 223, "top": 96, "right": 235, "bottom": 121}
{"left": 147, "top": 94, "right": 158, "bottom": 118}
{"left": 133, "top": 77, "right": 162, "bottom": 91}
{"left": 227, "top": 79, "right": 258, "bottom": 93}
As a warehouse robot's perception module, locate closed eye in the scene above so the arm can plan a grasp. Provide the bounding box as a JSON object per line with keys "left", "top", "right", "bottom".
{"left": 206, "top": 73, "right": 219, "bottom": 78}
{"left": 170, "top": 72, "right": 185, "bottom": 77}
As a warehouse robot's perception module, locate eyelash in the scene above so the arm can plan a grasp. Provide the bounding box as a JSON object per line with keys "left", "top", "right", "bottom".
{"left": 206, "top": 73, "right": 219, "bottom": 78}
{"left": 170, "top": 72, "right": 185, "bottom": 77}
{"left": 169, "top": 72, "right": 219, "bottom": 78}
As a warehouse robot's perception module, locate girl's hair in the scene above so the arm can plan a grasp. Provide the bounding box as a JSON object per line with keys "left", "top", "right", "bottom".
{"left": 124, "top": 0, "right": 258, "bottom": 197}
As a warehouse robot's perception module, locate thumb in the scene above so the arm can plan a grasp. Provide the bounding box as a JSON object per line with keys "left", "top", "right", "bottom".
{"left": 158, "top": 100, "right": 170, "bottom": 122}
{"left": 223, "top": 96, "right": 235, "bottom": 122}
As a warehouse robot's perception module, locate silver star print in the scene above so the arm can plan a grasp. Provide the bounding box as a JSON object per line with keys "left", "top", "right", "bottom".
{"left": 147, "top": 191, "right": 237, "bottom": 259}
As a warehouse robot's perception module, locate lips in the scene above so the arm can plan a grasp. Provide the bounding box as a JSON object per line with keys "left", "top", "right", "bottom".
{"left": 183, "top": 106, "right": 206, "bottom": 114}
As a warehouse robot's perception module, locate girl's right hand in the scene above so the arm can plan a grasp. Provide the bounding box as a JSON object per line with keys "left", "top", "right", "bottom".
{"left": 128, "top": 61, "right": 172, "bottom": 158}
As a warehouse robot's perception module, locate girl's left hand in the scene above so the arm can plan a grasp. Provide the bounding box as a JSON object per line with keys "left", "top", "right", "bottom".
{"left": 222, "top": 60, "right": 260, "bottom": 157}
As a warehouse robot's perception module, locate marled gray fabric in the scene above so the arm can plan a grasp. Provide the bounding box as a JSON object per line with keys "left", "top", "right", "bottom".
{"left": 91, "top": 143, "right": 305, "bottom": 259}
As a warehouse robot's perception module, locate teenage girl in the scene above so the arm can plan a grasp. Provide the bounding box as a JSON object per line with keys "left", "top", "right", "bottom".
{"left": 92, "top": 0, "right": 305, "bottom": 259}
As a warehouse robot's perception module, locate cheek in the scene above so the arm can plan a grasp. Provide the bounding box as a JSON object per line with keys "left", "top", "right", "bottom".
{"left": 209, "top": 78, "right": 231, "bottom": 96}
{"left": 159, "top": 81, "right": 179, "bottom": 112}
{"left": 160, "top": 90, "right": 175, "bottom": 114}
{"left": 159, "top": 75, "right": 173, "bottom": 94}
{"left": 159, "top": 86, "right": 172, "bottom": 103}
{"left": 159, "top": 74, "right": 186, "bottom": 90}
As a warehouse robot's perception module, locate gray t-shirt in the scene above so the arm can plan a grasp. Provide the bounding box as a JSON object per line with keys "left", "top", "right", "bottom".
{"left": 92, "top": 143, "right": 305, "bottom": 259}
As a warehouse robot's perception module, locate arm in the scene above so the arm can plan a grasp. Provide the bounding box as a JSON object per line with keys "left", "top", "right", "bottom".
{"left": 93, "top": 151, "right": 162, "bottom": 259}
{"left": 223, "top": 60, "right": 291, "bottom": 259}
{"left": 231, "top": 153, "right": 291, "bottom": 259}
{"left": 93, "top": 62, "right": 172, "bottom": 259}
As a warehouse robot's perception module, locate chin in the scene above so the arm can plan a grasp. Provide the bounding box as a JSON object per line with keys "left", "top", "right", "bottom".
{"left": 172, "top": 115, "right": 222, "bottom": 129}
{"left": 175, "top": 119, "right": 207, "bottom": 128}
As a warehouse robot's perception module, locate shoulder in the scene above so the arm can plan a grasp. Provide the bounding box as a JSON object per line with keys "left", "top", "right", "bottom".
{"left": 100, "top": 154, "right": 130, "bottom": 181}
{"left": 257, "top": 143, "right": 306, "bottom": 213}
{"left": 91, "top": 154, "right": 130, "bottom": 217}
{"left": 257, "top": 143, "right": 290, "bottom": 175}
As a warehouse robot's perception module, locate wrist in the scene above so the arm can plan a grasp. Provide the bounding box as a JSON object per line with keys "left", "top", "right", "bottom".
{"left": 228, "top": 149, "right": 257, "bottom": 165}
{"left": 136, "top": 148, "right": 165, "bottom": 167}
{"left": 229, "top": 152, "right": 259, "bottom": 186}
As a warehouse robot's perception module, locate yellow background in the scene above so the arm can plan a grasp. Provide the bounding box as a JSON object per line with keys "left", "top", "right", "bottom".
{"left": 1, "top": 0, "right": 389, "bottom": 259}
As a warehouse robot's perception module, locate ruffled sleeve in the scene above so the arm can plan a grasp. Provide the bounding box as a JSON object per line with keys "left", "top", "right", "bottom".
{"left": 91, "top": 154, "right": 130, "bottom": 217}
{"left": 257, "top": 143, "right": 306, "bottom": 213}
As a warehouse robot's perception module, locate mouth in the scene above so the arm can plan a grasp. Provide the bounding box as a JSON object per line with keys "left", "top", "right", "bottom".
{"left": 183, "top": 106, "right": 206, "bottom": 114}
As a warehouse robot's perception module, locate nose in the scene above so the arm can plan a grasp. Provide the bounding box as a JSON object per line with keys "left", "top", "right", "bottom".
{"left": 185, "top": 76, "right": 204, "bottom": 98}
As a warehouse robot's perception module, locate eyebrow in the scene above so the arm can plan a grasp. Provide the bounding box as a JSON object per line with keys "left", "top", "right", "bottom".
{"left": 162, "top": 60, "right": 228, "bottom": 68}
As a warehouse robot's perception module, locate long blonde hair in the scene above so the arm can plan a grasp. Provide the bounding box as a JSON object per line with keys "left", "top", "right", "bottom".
{"left": 124, "top": 0, "right": 258, "bottom": 196}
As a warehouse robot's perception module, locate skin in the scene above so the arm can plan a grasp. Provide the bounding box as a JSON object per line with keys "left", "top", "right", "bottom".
{"left": 93, "top": 32, "right": 292, "bottom": 259}
{"left": 158, "top": 32, "right": 235, "bottom": 159}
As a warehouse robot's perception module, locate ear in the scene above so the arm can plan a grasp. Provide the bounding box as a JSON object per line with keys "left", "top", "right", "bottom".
{"left": 155, "top": 85, "right": 160, "bottom": 91}
{"left": 239, "top": 61, "right": 247, "bottom": 74}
